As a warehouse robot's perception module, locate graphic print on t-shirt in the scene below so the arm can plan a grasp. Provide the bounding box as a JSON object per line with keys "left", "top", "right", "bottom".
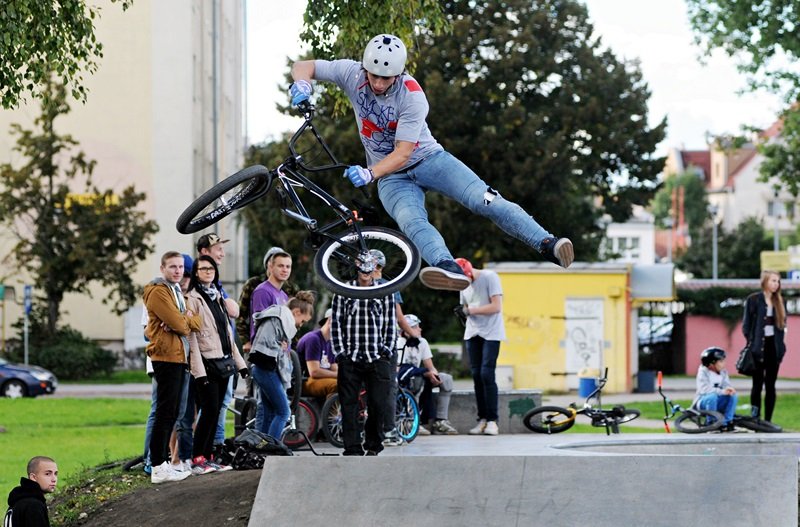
{"left": 356, "top": 92, "right": 398, "bottom": 155}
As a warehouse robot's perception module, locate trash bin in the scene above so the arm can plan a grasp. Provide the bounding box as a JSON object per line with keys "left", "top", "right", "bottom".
{"left": 577, "top": 368, "right": 600, "bottom": 397}
{"left": 636, "top": 370, "right": 656, "bottom": 393}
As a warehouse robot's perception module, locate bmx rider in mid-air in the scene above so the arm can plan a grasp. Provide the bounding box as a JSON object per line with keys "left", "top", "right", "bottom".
{"left": 290, "top": 33, "right": 574, "bottom": 291}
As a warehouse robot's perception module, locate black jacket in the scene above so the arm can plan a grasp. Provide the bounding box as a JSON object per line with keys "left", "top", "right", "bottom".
{"left": 743, "top": 291, "right": 787, "bottom": 362}
{"left": 6, "top": 478, "right": 50, "bottom": 527}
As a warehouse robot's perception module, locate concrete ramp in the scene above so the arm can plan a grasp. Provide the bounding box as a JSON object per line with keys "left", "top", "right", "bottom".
{"left": 248, "top": 455, "right": 797, "bottom": 526}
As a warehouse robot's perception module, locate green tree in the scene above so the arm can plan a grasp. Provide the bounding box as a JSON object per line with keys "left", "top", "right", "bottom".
{"left": 0, "top": 0, "right": 131, "bottom": 109}
{"left": 676, "top": 217, "right": 771, "bottom": 279}
{"left": 650, "top": 171, "right": 709, "bottom": 235}
{"left": 686, "top": 0, "right": 800, "bottom": 195}
{"left": 0, "top": 84, "right": 158, "bottom": 335}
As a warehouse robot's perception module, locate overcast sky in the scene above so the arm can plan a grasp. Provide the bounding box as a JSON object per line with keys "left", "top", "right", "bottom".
{"left": 246, "top": 0, "right": 784, "bottom": 153}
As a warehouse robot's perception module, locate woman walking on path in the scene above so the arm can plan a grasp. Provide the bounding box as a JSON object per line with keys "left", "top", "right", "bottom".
{"left": 186, "top": 255, "right": 248, "bottom": 474}
{"left": 742, "top": 270, "right": 787, "bottom": 422}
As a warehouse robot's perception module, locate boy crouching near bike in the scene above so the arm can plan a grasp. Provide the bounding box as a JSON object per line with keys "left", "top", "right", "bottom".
{"left": 695, "top": 347, "right": 738, "bottom": 431}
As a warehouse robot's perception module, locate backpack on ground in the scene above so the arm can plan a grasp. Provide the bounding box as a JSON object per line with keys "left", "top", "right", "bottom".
{"left": 231, "top": 429, "right": 292, "bottom": 470}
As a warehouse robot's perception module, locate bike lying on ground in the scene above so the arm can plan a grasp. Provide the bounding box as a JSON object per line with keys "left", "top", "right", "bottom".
{"left": 657, "top": 371, "right": 783, "bottom": 433}
{"left": 523, "top": 368, "right": 640, "bottom": 435}
{"left": 176, "top": 102, "right": 420, "bottom": 300}
{"left": 657, "top": 371, "right": 724, "bottom": 433}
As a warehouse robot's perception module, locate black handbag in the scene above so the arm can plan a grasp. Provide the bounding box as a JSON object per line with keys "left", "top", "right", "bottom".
{"left": 204, "top": 354, "right": 236, "bottom": 378}
{"left": 736, "top": 343, "right": 756, "bottom": 376}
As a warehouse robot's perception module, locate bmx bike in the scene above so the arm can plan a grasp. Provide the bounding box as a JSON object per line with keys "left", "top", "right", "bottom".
{"left": 523, "top": 368, "right": 640, "bottom": 435}
{"left": 176, "top": 101, "right": 420, "bottom": 299}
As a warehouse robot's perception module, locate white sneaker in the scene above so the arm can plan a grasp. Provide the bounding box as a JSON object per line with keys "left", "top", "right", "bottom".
{"left": 468, "top": 419, "right": 487, "bottom": 435}
{"left": 483, "top": 421, "right": 499, "bottom": 435}
{"left": 151, "top": 461, "right": 191, "bottom": 484}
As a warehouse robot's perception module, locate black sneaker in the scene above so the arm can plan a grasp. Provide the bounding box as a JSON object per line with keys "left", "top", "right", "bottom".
{"left": 539, "top": 237, "right": 574, "bottom": 268}
{"left": 418, "top": 260, "right": 471, "bottom": 291}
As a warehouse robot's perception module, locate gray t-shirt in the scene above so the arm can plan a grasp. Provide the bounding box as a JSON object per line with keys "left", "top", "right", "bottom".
{"left": 460, "top": 270, "right": 506, "bottom": 341}
{"left": 314, "top": 59, "right": 443, "bottom": 170}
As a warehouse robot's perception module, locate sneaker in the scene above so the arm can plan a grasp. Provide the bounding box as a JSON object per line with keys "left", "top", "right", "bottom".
{"left": 191, "top": 456, "right": 216, "bottom": 476}
{"left": 417, "top": 425, "right": 432, "bottom": 436}
{"left": 468, "top": 419, "right": 487, "bottom": 435}
{"left": 483, "top": 421, "right": 499, "bottom": 435}
{"left": 539, "top": 237, "right": 574, "bottom": 268}
{"left": 207, "top": 457, "right": 233, "bottom": 472}
{"left": 151, "top": 461, "right": 191, "bottom": 484}
{"left": 418, "top": 261, "right": 471, "bottom": 291}
{"left": 432, "top": 420, "right": 459, "bottom": 435}
{"left": 382, "top": 429, "right": 405, "bottom": 447}
{"left": 143, "top": 463, "right": 152, "bottom": 476}
{"left": 171, "top": 460, "right": 191, "bottom": 474}
{"left": 365, "top": 450, "right": 379, "bottom": 456}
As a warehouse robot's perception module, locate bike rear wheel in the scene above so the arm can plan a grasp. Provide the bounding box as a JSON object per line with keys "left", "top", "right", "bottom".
{"left": 321, "top": 394, "right": 344, "bottom": 448}
{"left": 283, "top": 399, "right": 319, "bottom": 449}
{"left": 523, "top": 406, "right": 576, "bottom": 434}
{"left": 314, "top": 227, "right": 420, "bottom": 300}
{"left": 733, "top": 415, "right": 783, "bottom": 433}
{"left": 176, "top": 165, "right": 272, "bottom": 234}
{"left": 675, "top": 409, "right": 724, "bottom": 433}
{"left": 395, "top": 388, "right": 420, "bottom": 443}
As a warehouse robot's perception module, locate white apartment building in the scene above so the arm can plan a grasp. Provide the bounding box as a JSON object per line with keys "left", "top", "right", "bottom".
{"left": 0, "top": 1, "right": 246, "bottom": 351}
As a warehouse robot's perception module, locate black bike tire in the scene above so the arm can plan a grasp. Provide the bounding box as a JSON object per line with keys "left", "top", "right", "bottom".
{"left": 176, "top": 165, "right": 271, "bottom": 234}
{"left": 321, "top": 394, "right": 344, "bottom": 448}
{"left": 240, "top": 396, "right": 258, "bottom": 430}
{"left": 395, "top": 388, "right": 420, "bottom": 443}
{"left": 522, "top": 406, "right": 576, "bottom": 434}
{"left": 734, "top": 416, "right": 783, "bottom": 433}
{"left": 287, "top": 350, "right": 302, "bottom": 414}
{"left": 122, "top": 455, "right": 144, "bottom": 472}
{"left": 675, "top": 409, "right": 724, "bottom": 433}
{"left": 611, "top": 408, "right": 641, "bottom": 425}
{"left": 283, "top": 399, "right": 319, "bottom": 449}
{"left": 313, "top": 227, "right": 421, "bottom": 300}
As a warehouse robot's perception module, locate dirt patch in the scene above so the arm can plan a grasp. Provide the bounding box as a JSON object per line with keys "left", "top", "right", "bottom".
{"left": 79, "top": 470, "right": 261, "bottom": 527}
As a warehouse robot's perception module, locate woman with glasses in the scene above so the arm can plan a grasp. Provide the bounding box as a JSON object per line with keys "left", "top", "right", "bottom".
{"left": 186, "top": 255, "right": 248, "bottom": 474}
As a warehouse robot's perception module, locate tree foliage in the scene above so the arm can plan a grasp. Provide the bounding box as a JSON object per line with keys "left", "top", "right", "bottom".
{"left": 0, "top": 0, "right": 130, "bottom": 109}
{"left": 676, "top": 217, "right": 772, "bottom": 279}
{"left": 686, "top": 0, "right": 800, "bottom": 195}
{"left": 650, "top": 171, "right": 709, "bottom": 234}
{"left": 0, "top": 84, "right": 158, "bottom": 335}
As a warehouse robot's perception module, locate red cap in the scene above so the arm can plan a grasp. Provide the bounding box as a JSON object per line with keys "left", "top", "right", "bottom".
{"left": 454, "top": 258, "right": 474, "bottom": 280}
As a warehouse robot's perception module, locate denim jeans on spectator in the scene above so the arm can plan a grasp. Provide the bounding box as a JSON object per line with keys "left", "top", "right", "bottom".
{"left": 466, "top": 336, "right": 500, "bottom": 422}
{"left": 174, "top": 371, "right": 194, "bottom": 460}
{"left": 148, "top": 361, "right": 187, "bottom": 467}
{"left": 251, "top": 364, "right": 290, "bottom": 440}
{"left": 338, "top": 356, "right": 392, "bottom": 455}
{"left": 698, "top": 392, "right": 738, "bottom": 425}
{"left": 214, "top": 375, "right": 234, "bottom": 445}
{"left": 377, "top": 150, "right": 552, "bottom": 266}
{"left": 143, "top": 375, "right": 158, "bottom": 467}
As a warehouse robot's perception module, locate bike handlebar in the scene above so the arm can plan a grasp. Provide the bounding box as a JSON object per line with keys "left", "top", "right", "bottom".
{"left": 287, "top": 102, "right": 350, "bottom": 173}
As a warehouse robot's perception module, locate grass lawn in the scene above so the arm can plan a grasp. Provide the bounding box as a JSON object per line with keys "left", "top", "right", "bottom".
{"left": 62, "top": 370, "right": 151, "bottom": 384}
{"left": 0, "top": 397, "right": 237, "bottom": 502}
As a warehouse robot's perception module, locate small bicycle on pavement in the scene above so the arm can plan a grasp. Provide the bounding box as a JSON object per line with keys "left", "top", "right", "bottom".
{"left": 523, "top": 368, "right": 640, "bottom": 435}
{"left": 176, "top": 101, "right": 420, "bottom": 300}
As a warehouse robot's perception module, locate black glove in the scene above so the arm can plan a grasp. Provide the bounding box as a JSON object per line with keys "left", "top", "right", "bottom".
{"left": 239, "top": 368, "right": 250, "bottom": 379}
{"left": 453, "top": 304, "right": 468, "bottom": 326}
{"left": 195, "top": 376, "right": 209, "bottom": 387}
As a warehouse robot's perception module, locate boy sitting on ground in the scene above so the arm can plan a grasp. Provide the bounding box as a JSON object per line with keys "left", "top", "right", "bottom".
{"left": 397, "top": 315, "right": 458, "bottom": 435}
{"left": 695, "top": 347, "right": 738, "bottom": 431}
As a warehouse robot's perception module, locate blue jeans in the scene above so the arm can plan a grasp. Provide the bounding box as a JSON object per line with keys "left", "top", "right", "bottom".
{"left": 143, "top": 375, "right": 158, "bottom": 467}
{"left": 377, "top": 150, "right": 552, "bottom": 266}
{"left": 251, "top": 364, "right": 290, "bottom": 440}
{"left": 466, "top": 336, "right": 500, "bottom": 422}
{"left": 698, "top": 392, "right": 738, "bottom": 425}
{"left": 214, "top": 376, "right": 234, "bottom": 444}
{"left": 174, "top": 371, "right": 194, "bottom": 460}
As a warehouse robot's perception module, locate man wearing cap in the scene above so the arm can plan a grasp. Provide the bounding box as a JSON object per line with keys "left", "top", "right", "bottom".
{"left": 297, "top": 308, "right": 338, "bottom": 398}
{"left": 454, "top": 258, "right": 505, "bottom": 436}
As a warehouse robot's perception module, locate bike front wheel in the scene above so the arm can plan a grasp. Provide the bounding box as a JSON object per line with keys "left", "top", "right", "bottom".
{"left": 321, "top": 394, "right": 344, "bottom": 448}
{"left": 675, "top": 409, "right": 724, "bottom": 433}
{"left": 176, "top": 165, "right": 272, "bottom": 234}
{"left": 523, "top": 406, "right": 576, "bottom": 434}
{"left": 314, "top": 227, "right": 420, "bottom": 300}
{"left": 395, "top": 388, "right": 420, "bottom": 443}
{"left": 283, "top": 399, "right": 319, "bottom": 449}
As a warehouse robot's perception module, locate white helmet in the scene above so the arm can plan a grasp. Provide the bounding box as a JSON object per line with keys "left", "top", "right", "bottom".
{"left": 362, "top": 34, "right": 407, "bottom": 77}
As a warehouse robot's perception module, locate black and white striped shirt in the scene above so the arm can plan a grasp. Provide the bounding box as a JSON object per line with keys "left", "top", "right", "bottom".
{"left": 331, "top": 284, "right": 397, "bottom": 363}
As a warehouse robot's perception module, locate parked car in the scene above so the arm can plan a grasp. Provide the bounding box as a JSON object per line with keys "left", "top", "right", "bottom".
{"left": 0, "top": 357, "right": 58, "bottom": 398}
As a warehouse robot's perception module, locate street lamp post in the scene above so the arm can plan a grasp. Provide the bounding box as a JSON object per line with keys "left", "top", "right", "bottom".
{"left": 709, "top": 205, "right": 719, "bottom": 281}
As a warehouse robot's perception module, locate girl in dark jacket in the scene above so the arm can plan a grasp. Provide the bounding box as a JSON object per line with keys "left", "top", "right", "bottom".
{"left": 742, "top": 270, "right": 787, "bottom": 422}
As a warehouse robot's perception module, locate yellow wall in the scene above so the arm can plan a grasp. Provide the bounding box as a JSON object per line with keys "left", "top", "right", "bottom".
{"left": 495, "top": 265, "right": 631, "bottom": 394}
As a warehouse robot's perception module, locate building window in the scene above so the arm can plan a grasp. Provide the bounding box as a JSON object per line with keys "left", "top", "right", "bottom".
{"left": 602, "top": 236, "right": 641, "bottom": 261}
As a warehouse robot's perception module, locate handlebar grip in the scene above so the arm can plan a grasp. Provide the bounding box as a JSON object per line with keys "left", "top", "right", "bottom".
{"left": 657, "top": 371, "right": 663, "bottom": 388}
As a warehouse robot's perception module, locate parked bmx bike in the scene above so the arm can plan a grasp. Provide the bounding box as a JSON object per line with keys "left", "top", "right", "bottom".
{"left": 176, "top": 102, "right": 420, "bottom": 300}
{"left": 523, "top": 368, "right": 640, "bottom": 435}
